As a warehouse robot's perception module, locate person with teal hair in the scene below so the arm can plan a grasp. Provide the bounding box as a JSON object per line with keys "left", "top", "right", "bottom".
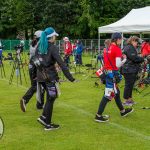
{"left": 36, "top": 27, "right": 75, "bottom": 131}
{"left": 38, "top": 27, "right": 59, "bottom": 55}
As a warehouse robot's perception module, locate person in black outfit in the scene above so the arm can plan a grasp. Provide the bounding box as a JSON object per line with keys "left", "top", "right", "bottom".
{"left": 20, "top": 30, "right": 44, "bottom": 112}
{"left": 122, "top": 36, "right": 144, "bottom": 106}
{"left": 36, "top": 27, "right": 75, "bottom": 131}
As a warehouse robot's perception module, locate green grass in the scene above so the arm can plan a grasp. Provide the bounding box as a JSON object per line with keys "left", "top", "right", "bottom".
{"left": 0, "top": 55, "right": 150, "bottom": 150}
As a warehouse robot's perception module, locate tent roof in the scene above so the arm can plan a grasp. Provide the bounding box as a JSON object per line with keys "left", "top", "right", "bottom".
{"left": 98, "top": 6, "right": 150, "bottom": 34}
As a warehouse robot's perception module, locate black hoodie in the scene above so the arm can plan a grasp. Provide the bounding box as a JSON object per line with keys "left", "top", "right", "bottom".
{"left": 36, "top": 42, "right": 75, "bottom": 82}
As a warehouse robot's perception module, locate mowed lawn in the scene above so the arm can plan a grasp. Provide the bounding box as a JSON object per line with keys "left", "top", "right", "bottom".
{"left": 0, "top": 54, "right": 150, "bottom": 150}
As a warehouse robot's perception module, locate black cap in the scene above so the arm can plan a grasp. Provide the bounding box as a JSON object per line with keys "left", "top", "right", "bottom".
{"left": 111, "top": 32, "right": 122, "bottom": 40}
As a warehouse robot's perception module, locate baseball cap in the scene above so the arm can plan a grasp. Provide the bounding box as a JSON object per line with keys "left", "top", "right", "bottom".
{"left": 45, "top": 27, "right": 59, "bottom": 38}
{"left": 63, "top": 37, "right": 69, "bottom": 41}
{"left": 111, "top": 32, "right": 122, "bottom": 40}
{"left": 34, "top": 30, "right": 42, "bottom": 38}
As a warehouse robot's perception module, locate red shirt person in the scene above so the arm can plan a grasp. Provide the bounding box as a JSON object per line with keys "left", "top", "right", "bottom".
{"left": 103, "top": 43, "right": 122, "bottom": 71}
{"left": 63, "top": 37, "right": 72, "bottom": 65}
{"left": 141, "top": 40, "right": 150, "bottom": 57}
{"left": 63, "top": 37, "right": 72, "bottom": 56}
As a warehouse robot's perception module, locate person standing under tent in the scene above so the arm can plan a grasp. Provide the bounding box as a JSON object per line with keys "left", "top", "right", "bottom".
{"left": 122, "top": 36, "right": 144, "bottom": 106}
{"left": 97, "top": 39, "right": 111, "bottom": 65}
{"left": 95, "top": 32, "right": 133, "bottom": 122}
{"left": 141, "top": 39, "right": 150, "bottom": 57}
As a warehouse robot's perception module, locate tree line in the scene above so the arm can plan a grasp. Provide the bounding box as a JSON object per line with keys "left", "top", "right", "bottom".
{"left": 0, "top": 0, "right": 149, "bottom": 39}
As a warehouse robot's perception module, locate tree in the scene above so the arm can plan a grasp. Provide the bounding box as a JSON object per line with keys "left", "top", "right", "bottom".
{"left": 0, "top": 0, "right": 17, "bottom": 38}
{"left": 0, "top": 0, "right": 150, "bottom": 39}
{"left": 41, "top": 0, "right": 80, "bottom": 39}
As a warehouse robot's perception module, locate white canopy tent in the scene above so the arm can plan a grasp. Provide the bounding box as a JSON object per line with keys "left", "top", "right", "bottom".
{"left": 98, "top": 6, "right": 150, "bottom": 49}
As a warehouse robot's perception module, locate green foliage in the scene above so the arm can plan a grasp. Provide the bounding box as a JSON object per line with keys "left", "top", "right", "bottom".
{"left": 42, "top": 0, "right": 80, "bottom": 38}
{"left": 0, "top": 0, "right": 149, "bottom": 39}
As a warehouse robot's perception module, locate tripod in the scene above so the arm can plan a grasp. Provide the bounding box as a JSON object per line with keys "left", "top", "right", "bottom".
{"left": 9, "top": 51, "right": 27, "bottom": 85}
{"left": 0, "top": 58, "right": 6, "bottom": 78}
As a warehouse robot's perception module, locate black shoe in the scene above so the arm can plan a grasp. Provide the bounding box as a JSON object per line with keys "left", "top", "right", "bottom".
{"left": 20, "top": 98, "right": 26, "bottom": 112}
{"left": 95, "top": 114, "right": 109, "bottom": 122}
{"left": 37, "top": 116, "right": 47, "bottom": 126}
{"left": 36, "top": 105, "right": 44, "bottom": 110}
{"left": 121, "top": 108, "right": 134, "bottom": 117}
{"left": 44, "top": 124, "right": 60, "bottom": 131}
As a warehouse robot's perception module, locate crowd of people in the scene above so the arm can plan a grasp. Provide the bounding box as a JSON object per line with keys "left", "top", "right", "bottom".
{"left": 96, "top": 34, "right": 150, "bottom": 122}
{"left": 15, "top": 27, "right": 150, "bottom": 130}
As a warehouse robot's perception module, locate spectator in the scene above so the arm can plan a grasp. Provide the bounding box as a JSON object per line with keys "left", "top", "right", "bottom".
{"left": 141, "top": 39, "right": 150, "bottom": 57}
{"left": 97, "top": 39, "right": 111, "bottom": 64}
{"left": 75, "top": 39, "right": 83, "bottom": 65}
{"left": 63, "top": 37, "right": 72, "bottom": 66}
{"left": 122, "top": 36, "right": 144, "bottom": 106}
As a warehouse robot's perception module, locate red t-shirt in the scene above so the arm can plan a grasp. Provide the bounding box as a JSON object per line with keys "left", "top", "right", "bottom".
{"left": 141, "top": 42, "right": 150, "bottom": 57}
{"left": 64, "top": 41, "right": 72, "bottom": 55}
{"left": 103, "top": 43, "right": 122, "bottom": 70}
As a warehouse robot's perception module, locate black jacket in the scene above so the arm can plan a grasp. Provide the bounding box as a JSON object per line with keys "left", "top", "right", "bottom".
{"left": 122, "top": 44, "right": 144, "bottom": 74}
{"left": 36, "top": 42, "right": 75, "bottom": 82}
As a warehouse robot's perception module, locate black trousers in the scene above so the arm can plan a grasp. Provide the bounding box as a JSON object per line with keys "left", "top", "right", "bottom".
{"left": 22, "top": 67, "right": 37, "bottom": 104}
{"left": 22, "top": 67, "right": 44, "bottom": 106}
{"left": 64, "top": 55, "right": 70, "bottom": 66}
{"left": 97, "top": 88, "right": 124, "bottom": 115}
{"left": 40, "top": 82, "right": 57, "bottom": 124}
{"left": 123, "top": 73, "right": 137, "bottom": 99}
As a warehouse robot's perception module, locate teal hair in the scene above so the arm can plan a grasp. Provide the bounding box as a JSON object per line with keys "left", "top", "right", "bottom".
{"left": 38, "top": 27, "right": 55, "bottom": 54}
{"left": 38, "top": 31, "right": 48, "bottom": 54}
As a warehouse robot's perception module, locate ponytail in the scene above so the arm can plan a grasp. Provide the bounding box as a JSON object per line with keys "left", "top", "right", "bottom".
{"left": 38, "top": 31, "right": 48, "bottom": 54}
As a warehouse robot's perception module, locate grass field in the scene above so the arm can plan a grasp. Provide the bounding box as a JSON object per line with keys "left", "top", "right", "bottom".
{"left": 0, "top": 54, "right": 150, "bottom": 150}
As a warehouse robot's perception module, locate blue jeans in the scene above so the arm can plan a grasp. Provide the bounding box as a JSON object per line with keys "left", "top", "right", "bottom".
{"left": 75, "top": 54, "right": 82, "bottom": 65}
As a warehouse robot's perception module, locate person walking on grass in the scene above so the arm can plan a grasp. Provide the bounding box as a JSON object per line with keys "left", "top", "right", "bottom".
{"left": 36, "top": 27, "right": 75, "bottom": 131}
{"left": 95, "top": 32, "right": 133, "bottom": 123}
{"left": 20, "top": 30, "right": 45, "bottom": 112}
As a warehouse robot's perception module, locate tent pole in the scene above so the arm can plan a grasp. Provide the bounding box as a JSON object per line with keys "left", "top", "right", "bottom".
{"left": 121, "top": 33, "right": 124, "bottom": 49}
{"left": 98, "top": 33, "right": 100, "bottom": 53}
{"left": 140, "top": 33, "right": 142, "bottom": 39}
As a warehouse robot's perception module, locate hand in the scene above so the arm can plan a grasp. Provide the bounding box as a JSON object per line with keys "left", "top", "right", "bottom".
{"left": 122, "top": 54, "right": 127, "bottom": 59}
